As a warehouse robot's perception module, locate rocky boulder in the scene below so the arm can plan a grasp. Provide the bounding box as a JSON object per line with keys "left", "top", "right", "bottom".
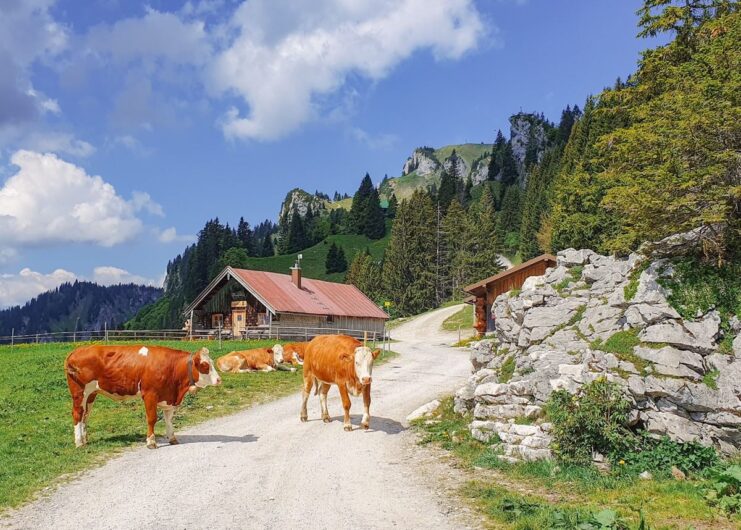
{"left": 457, "top": 245, "right": 741, "bottom": 461}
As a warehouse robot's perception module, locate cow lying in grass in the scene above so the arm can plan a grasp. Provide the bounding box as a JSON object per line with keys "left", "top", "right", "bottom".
{"left": 216, "top": 346, "right": 293, "bottom": 373}
{"left": 281, "top": 342, "right": 308, "bottom": 365}
{"left": 300, "top": 335, "right": 380, "bottom": 431}
{"left": 65, "top": 345, "right": 221, "bottom": 449}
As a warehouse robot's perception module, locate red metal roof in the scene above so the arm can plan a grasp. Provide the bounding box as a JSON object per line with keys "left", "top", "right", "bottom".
{"left": 231, "top": 268, "right": 389, "bottom": 320}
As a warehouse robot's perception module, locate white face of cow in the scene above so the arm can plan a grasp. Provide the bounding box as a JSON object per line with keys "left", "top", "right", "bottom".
{"left": 194, "top": 348, "right": 221, "bottom": 388}
{"left": 272, "top": 344, "right": 285, "bottom": 364}
{"left": 354, "top": 346, "right": 375, "bottom": 385}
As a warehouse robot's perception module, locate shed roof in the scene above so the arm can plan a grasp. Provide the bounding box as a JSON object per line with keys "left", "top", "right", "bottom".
{"left": 185, "top": 267, "right": 388, "bottom": 320}
{"left": 463, "top": 254, "right": 557, "bottom": 296}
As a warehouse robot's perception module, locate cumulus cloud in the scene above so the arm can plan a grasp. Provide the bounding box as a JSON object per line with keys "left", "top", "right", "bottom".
{"left": 210, "top": 0, "right": 486, "bottom": 140}
{"left": 0, "top": 267, "right": 77, "bottom": 309}
{"left": 157, "top": 227, "right": 195, "bottom": 244}
{"left": 92, "top": 266, "right": 162, "bottom": 287}
{"left": 131, "top": 191, "right": 164, "bottom": 217}
{"left": 0, "top": 265, "right": 162, "bottom": 309}
{"left": 348, "top": 127, "right": 399, "bottom": 150}
{"left": 0, "top": 0, "right": 69, "bottom": 128}
{"left": 23, "top": 131, "right": 95, "bottom": 157}
{"left": 0, "top": 150, "right": 152, "bottom": 248}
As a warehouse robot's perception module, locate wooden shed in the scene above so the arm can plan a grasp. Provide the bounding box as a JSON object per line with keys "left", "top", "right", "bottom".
{"left": 183, "top": 264, "right": 388, "bottom": 340}
{"left": 464, "top": 254, "right": 557, "bottom": 336}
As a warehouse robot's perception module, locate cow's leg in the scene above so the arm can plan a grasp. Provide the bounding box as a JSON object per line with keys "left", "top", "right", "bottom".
{"left": 320, "top": 383, "right": 331, "bottom": 423}
{"left": 81, "top": 393, "right": 97, "bottom": 445}
{"left": 67, "top": 376, "right": 86, "bottom": 447}
{"left": 143, "top": 393, "right": 159, "bottom": 449}
{"left": 337, "top": 384, "right": 352, "bottom": 431}
{"left": 361, "top": 384, "right": 371, "bottom": 430}
{"left": 163, "top": 407, "right": 178, "bottom": 445}
{"left": 300, "top": 375, "right": 313, "bottom": 422}
{"left": 257, "top": 363, "right": 275, "bottom": 372}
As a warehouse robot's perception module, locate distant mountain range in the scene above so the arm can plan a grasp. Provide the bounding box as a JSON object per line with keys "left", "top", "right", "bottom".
{"left": 0, "top": 281, "right": 163, "bottom": 336}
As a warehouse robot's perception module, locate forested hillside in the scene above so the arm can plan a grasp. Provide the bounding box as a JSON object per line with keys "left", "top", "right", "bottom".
{"left": 128, "top": 0, "right": 739, "bottom": 328}
{"left": 0, "top": 282, "right": 162, "bottom": 335}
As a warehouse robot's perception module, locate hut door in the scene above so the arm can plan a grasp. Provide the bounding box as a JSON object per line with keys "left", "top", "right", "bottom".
{"left": 232, "top": 309, "right": 246, "bottom": 336}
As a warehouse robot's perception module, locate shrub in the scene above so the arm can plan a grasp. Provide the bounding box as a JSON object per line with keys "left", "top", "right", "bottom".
{"left": 615, "top": 433, "right": 719, "bottom": 477}
{"left": 703, "top": 464, "right": 741, "bottom": 515}
{"left": 546, "top": 377, "right": 633, "bottom": 465}
{"left": 499, "top": 355, "right": 516, "bottom": 383}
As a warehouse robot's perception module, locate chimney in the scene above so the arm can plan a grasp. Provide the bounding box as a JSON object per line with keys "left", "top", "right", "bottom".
{"left": 291, "top": 255, "right": 302, "bottom": 289}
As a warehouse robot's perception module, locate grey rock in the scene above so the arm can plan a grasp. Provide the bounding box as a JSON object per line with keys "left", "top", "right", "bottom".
{"left": 625, "top": 303, "right": 681, "bottom": 328}
{"left": 640, "top": 224, "right": 725, "bottom": 259}
{"left": 634, "top": 345, "right": 704, "bottom": 376}
{"left": 557, "top": 248, "right": 596, "bottom": 267}
{"left": 734, "top": 333, "right": 741, "bottom": 357}
{"left": 640, "top": 316, "right": 718, "bottom": 354}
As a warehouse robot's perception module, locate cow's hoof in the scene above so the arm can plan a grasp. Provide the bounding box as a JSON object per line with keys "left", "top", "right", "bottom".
{"left": 146, "top": 436, "right": 158, "bottom": 449}
{"left": 169, "top": 438, "right": 179, "bottom": 445}
{"left": 322, "top": 416, "right": 331, "bottom": 423}
{"left": 300, "top": 416, "right": 308, "bottom": 423}
{"left": 361, "top": 423, "right": 369, "bottom": 430}
{"left": 343, "top": 425, "right": 353, "bottom": 432}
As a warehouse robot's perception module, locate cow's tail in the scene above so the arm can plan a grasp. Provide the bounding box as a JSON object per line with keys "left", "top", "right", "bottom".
{"left": 313, "top": 377, "right": 320, "bottom": 395}
{"left": 64, "top": 355, "right": 84, "bottom": 388}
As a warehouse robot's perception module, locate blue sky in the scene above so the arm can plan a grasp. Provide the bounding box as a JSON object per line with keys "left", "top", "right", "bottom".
{"left": 0, "top": 0, "right": 661, "bottom": 308}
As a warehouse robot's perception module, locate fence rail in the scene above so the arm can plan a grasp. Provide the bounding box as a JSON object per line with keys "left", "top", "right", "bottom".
{"left": 0, "top": 326, "right": 387, "bottom": 347}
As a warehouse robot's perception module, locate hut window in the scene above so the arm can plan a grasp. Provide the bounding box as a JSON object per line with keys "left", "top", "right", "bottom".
{"left": 327, "top": 315, "right": 334, "bottom": 323}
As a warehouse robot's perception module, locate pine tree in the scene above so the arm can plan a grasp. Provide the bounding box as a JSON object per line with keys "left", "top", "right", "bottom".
{"left": 325, "top": 242, "right": 339, "bottom": 274}
{"left": 387, "top": 194, "right": 398, "bottom": 219}
{"left": 463, "top": 185, "right": 503, "bottom": 285}
{"left": 236, "top": 217, "right": 255, "bottom": 255}
{"left": 279, "top": 206, "right": 308, "bottom": 254}
{"left": 382, "top": 190, "right": 437, "bottom": 315}
{"left": 349, "top": 173, "right": 385, "bottom": 239}
{"left": 365, "top": 185, "right": 386, "bottom": 239}
{"left": 335, "top": 246, "right": 347, "bottom": 273}
{"left": 346, "top": 249, "right": 382, "bottom": 301}
{"left": 487, "top": 130, "right": 506, "bottom": 181}
{"left": 219, "top": 247, "right": 250, "bottom": 270}
{"left": 461, "top": 176, "right": 473, "bottom": 207}
{"left": 440, "top": 199, "right": 469, "bottom": 300}
{"left": 437, "top": 169, "right": 457, "bottom": 214}
{"left": 261, "top": 235, "right": 275, "bottom": 257}
{"left": 496, "top": 185, "right": 522, "bottom": 254}
{"left": 500, "top": 142, "right": 519, "bottom": 186}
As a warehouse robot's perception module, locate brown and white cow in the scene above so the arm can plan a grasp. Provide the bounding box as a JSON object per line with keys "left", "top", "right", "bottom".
{"left": 300, "top": 335, "right": 380, "bottom": 431}
{"left": 64, "top": 345, "right": 221, "bottom": 449}
{"left": 216, "top": 346, "right": 285, "bottom": 373}
{"left": 280, "top": 342, "right": 308, "bottom": 365}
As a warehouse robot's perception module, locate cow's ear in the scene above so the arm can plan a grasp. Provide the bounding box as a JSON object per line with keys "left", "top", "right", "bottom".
{"left": 372, "top": 349, "right": 381, "bottom": 360}
{"left": 199, "top": 347, "right": 210, "bottom": 357}
{"left": 267, "top": 348, "right": 273, "bottom": 354}
{"left": 339, "top": 352, "right": 352, "bottom": 362}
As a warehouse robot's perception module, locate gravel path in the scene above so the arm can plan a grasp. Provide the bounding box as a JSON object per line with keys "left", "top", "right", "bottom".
{"left": 2, "top": 307, "right": 476, "bottom": 530}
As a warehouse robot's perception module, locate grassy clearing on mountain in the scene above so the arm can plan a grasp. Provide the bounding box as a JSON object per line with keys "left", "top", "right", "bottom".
{"left": 412, "top": 397, "right": 738, "bottom": 529}
{"left": 0, "top": 340, "right": 397, "bottom": 512}
{"left": 243, "top": 232, "right": 390, "bottom": 282}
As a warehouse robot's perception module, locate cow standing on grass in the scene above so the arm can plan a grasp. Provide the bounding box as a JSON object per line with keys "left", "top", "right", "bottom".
{"left": 300, "top": 335, "right": 380, "bottom": 431}
{"left": 64, "top": 345, "right": 221, "bottom": 449}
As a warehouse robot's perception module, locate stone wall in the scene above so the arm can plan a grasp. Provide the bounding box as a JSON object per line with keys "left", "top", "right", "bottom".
{"left": 455, "top": 247, "right": 741, "bottom": 461}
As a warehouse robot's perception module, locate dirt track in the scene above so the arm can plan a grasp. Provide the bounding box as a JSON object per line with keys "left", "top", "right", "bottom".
{"left": 2, "top": 305, "right": 476, "bottom": 530}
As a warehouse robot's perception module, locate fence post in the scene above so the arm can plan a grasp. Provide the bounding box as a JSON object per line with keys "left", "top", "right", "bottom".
{"left": 218, "top": 323, "right": 222, "bottom": 349}
{"left": 36, "top": 333, "right": 39, "bottom": 344}
{"left": 104, "top": 321, "right": 108, "bottom": 343}
{"left": 10, "top": 328, "right": 14, "bottom": 352}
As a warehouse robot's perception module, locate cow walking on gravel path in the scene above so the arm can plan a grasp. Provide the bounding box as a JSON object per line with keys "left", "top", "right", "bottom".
{"left": 300, "top": 334, "right": 380, "bottom": 431}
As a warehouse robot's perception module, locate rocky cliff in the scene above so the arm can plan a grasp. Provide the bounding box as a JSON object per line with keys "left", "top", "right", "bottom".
{"left": 455, "top": 241, "right": 740, "bottom": 462}
{"left": 279, "top": 188, "right": 327, "bottom": 221}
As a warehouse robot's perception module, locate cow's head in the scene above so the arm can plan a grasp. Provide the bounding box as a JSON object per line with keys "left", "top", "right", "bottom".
{"left": 270, "top": 344, "right": 285, "bottom": 364}
{"left": 352, "top": 346, "right": 381, "bottom": 385}
{"left": 193, "top": 347, "right": 221, "bottom": 387}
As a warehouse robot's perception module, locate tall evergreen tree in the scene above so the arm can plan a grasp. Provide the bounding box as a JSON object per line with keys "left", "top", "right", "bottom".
{"left": 261, "top": 235, "right": 275, "bottom": 257}
{"left": 349, "top": 173, "right": 385, "bottom": 239}
{"left": 236, "top": 217, "right": 255, "bottom": 255}
{"left": 497, "top": 185, "right": 522, "bottom": 254}
{"left": 325, "top": 242, "right": 339, "bottom": 274}
{"left": 500, "top": 142, "right": 519, "bottom": 186}
{"left": 382, "top": 190, "right": 437, "bottom": 315}
{"left": 437, "top": 169, "right": 457, "bottom": 213}
{"left": 387, "top": 193, "right": 398, "bottom": 219}
{"left": 346, "top": 249, "right": 381, "bottom": 301}
{"left": 463, "top": 185, "right": 503, "bottom": 285}
{"left": 487, "top": 130, "right": 506, "bottom": 180}
{"left": 439, "top": 199, "right": 469, "bottom": 300}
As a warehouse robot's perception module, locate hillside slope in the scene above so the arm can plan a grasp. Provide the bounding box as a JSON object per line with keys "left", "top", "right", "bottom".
{"left": 0, "top": 282, "right": 163, "bottom": 335}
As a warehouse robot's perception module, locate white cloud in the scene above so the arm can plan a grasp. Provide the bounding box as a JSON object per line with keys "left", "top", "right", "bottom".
{"left": 210, "top": 0, "right": 486, "bottom": 140}
{"left": 0, "top": 265, "right": 162, "bottom": 308}
{"left": 0, "top": 150, "right": 145, "bottom": 248}
{"left": 92, "top": 266, "right": 162, "bottom": 287}
{"left": 157, "top": 226, "right": 195, "bottom": 243}
{"left": 131, "top": 191, "right": 164, "bottom": 217}
{"left": 0, "top": 267, "right": 76, "bottom": 309}
{"left": 23, "top": 131, "right": 95, "bottom": 157}
{"left": 86, "top": 8, "right": 211, "bottom": 65}
{"left": 348, "top": 127, "right": 398, "bottom": 150}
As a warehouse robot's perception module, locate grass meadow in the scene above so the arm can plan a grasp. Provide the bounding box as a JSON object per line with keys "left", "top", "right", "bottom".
{"left": 0, "top": 339, "right": 395, "bottom": 511}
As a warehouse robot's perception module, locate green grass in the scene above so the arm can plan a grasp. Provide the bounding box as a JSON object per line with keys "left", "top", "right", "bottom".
{"left": 0, "top": 340, "right": 398, "bottom": 512}
{"left": 703, "top": 369, "right": 720, "bottom": 390}
{"left": 591, "top": 330, "right": 648, "bottom": 375}
{"left": 243, "top": 231, "right": 390, "bottom": 282}
{"left": 441, "top": 305, "right": 474, "bottom": 331}
{"left": 499, "top": 355, "right": 516, "bottom": 383}
{"left": 412, "top": 398, "right": 735, "bottom": 529}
